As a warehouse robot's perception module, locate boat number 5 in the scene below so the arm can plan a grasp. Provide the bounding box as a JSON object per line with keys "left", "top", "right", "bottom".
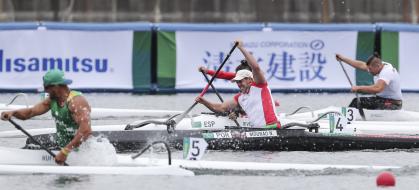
{"left": 191, "top": 140, "right": 200, "bottom": 156}
{"left": 183, "top": 137, "right": 208, "bottom": 160}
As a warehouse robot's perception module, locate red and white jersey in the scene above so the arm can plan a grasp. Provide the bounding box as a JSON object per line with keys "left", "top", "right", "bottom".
{"left": 234, "top": 82, "right": 280, "bottom": 128}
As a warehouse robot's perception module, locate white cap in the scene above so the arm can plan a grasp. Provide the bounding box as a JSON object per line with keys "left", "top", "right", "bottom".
{"left": 231, "top": 70, "right": 253, "bottom": 81}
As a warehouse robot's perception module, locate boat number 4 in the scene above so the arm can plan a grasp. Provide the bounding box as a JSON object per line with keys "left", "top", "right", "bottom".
{"left": 329, "top": 113, "right": 355, "bottom": 134}
{"left": 335, "top": 116, "right": 346, "bottom": 131}
{"left": 183, "top": 137, "right": 208, "bottom": 160}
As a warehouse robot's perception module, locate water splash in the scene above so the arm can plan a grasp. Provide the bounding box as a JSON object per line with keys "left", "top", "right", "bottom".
{"left": 66, "top": 135, "right": 117, "bottom": 166}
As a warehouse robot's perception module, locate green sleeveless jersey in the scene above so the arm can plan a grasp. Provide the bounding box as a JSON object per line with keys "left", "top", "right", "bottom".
{"left": 50, "top": 91, "right": 83, "bottom": 147}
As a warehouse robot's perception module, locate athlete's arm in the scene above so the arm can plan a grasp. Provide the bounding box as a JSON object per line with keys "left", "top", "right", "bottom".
{"left": 236, "top": 40, "right": 266, "bottom": 84}
{"left": 195, "top": 97, "right": 237, "bottom": 113}
{"left": 199, "top": 66, "right": 236, "bottom": 80}
{"left": 66, "top": 96, "right": 92, "bottom": 150}
{"left": 1, "top": 99, "right": 50, "bottom": 120}
{"left": 352, "top": 79, "right": 386, "bottom": 94}
{"left": 55, "top": 96, "right": 92, "bottom": 165}
{"left": 336, "top": 54, "right": 368, "bottom": 71}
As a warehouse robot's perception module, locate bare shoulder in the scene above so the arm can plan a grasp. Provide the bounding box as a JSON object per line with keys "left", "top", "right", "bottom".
{"left": 225, "top": 99, "right": 238, "bottom": 109}
{"left": 35, "top": 98, "right": 51, "bottom": 108}
{"left": 68, "top": 96, "right": 91, "bottom": 112}
{"left": 40, "top": 98, "right": 51, "bottom": 105}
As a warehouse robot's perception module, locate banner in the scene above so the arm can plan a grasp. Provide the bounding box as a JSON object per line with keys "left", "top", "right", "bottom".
{"left": 157, "top": 31, "right": 177, "bottom": 89}
{"left": 175, "top": 31, "right": 358, "bottom": 90}
{"left": 0, "top": 30, "right": 134, "bottom": 90}
{"left": 398, "top": 32, "right": 418, "bottom": 91}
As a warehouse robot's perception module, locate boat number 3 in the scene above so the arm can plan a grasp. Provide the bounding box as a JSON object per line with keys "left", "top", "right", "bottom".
{"left": 346, "top": 108, "right": 354, "bottom": 122}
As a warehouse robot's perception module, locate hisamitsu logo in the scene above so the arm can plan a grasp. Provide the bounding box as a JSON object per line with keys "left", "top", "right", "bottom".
{"left": 310, "top": 40, "right": 325, "bottom": 50}
{"left": 0, "top": 50, "right": 109, "bottom": 73}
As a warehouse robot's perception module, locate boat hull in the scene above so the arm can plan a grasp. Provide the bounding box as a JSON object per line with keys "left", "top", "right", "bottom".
{"left": 27, "top": 128, "right": 419, "bottom": 152}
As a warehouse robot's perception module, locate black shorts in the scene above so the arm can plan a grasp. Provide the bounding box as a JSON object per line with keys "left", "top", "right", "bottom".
{"left": 349, "top": 96, "right": 402, "bottom": 110}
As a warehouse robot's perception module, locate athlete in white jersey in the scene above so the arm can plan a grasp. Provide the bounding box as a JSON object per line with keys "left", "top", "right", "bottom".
{"left": 195, "top": 40, "right": 280, "bottom": 128}
{"left": 336, "top": 53, "right": 402, "bottom": 110}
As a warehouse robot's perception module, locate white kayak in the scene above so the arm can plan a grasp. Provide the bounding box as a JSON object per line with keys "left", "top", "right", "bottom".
{"left": 188, "top": 112, "right": 419, "bottom": 135}
{"left": 0, "top": 147, "right": 400, "bottom": 175}
{"left": 286, "top": 106, "right": 419, "bottom": 121}
{"left": 0, "top": 103, "right": 182, "bottom": 119}
{"left": 3, "top": 100, "right": 419, "bottom": 122}
{"left": 1, "top": 113, "right": 419, "bottom": 139}
{"left": 0, "top": 165, "right": 193, "bottom": 176}
{"left": 0, "top": 146, "right": 193, "bottom": 176}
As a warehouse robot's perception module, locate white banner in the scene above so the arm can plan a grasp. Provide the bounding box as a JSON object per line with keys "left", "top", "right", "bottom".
{"left": 0, "top": 30, "right": 133, "bottom": 90}
{"left": 399, "top": 32, "right": 419, "bottom": 90}
{"left": 176, "top": 31, "right": 357, "bottom": 90}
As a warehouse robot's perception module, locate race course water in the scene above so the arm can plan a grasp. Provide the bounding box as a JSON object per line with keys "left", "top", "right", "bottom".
{"left": 1, "top": 92, "right": 419, "bottom": 190}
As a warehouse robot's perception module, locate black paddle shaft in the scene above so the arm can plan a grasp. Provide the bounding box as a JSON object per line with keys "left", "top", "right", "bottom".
{"left": 201, "top": 71, "right": 224, "bottom": 102}
{"left": 201, "top": 71, "right": 241, "bottom": 127}
{"left": 337, "top": 60, "right": 366, "bottom": 120}
{"left": 9, "top": 119, "right": 69, "bottom": 166}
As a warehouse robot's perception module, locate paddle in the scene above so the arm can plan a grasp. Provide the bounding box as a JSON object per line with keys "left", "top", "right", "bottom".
{"left": 172, "top": 42, "right": 239, "bottom": 128}
{"left": 338, "top": 60, "right": 366, "bottom": 121}
{"left": 200, "top": 71, "right": 241, "bottom": 127}
{"left": 8, "top": 119, "right": 69, "bottom": 166}
{"left": 201, "top": 71, "right": 225, "bottom": 102}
